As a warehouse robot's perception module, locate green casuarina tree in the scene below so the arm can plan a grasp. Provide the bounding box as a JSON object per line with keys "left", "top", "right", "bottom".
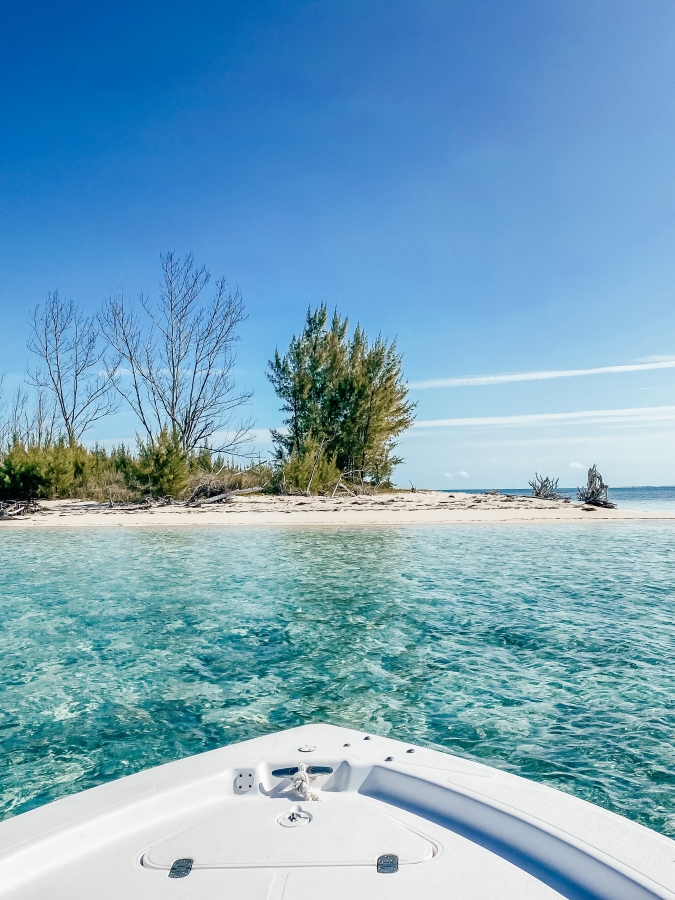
{"left": 136, "top": 427, "right": 190, "bottom": 498}
{"left": 267, "top": 305, "right": 416, "bottom": 489}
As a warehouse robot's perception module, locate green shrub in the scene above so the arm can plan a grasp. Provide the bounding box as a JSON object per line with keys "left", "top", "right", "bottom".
{"left": 275, "top": 438, "right": 341, "bottom": 494}
{"left": 0, "top": 444, "right": 46, "bottom": 499}
{"left": 0, "top": 440, "right": 92, "bottom": 500}
{"left": 0, "top": 433, "right": 269, "bottom": 502}
{"left": 136, "top": 428, "right": 190, "bottom": 498}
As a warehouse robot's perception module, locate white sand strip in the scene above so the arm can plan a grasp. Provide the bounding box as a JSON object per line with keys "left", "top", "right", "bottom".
{"left": 2, "top": 492, "right": 674, "bottom": 527}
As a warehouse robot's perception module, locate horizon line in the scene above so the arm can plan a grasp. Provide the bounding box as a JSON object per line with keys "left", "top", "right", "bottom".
{"left": 436, "top": 485, "right": 675, "bottom": 490}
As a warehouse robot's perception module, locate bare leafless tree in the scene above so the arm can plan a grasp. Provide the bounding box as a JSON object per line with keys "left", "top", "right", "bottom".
{"left": 7, "top": 385, "right": 29, "bottom": 445}
{"left": 0, "top": 377, "right": 6, "bottom": 452}
{"left": 28, "top": 389, "right": 59, "bottom": 447}
{"left": 28, "top": 291, "right": 118, "bottom": 443}
{"left": 0, "top": 380, "right": 24, "bottom": 452}
{"left": 0, "top": 381, "right": 58, "bottom": 452}
{"left": 100, "top": 252, "right": 252, "bottom": 455}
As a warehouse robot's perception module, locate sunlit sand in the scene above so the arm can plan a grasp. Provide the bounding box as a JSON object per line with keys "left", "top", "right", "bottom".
{"left": 4, "top": 491, "right": 674, "bottom": 527}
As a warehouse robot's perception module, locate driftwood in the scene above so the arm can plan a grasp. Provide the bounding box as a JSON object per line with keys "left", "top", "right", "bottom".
{"left": 107, "top": 486, "right": 264, "bottom": 511}
{"left": 185, "top": 479, "right": 266, "bottom": 505}
{"left": 106, "top": 496, "right": 175, "bottom": 511}
{"left": 577, "top": 465, "right": 616, "bottom": 508}
{"left": 186, "top": 486, "right": 263, "bottom": 507}
{"left": 0, "top": 486, "right": 265, "bottom": 519}
{"left": 0, "top": 500, "right": 43, "bottom": 519}
{"left": 331, "top": 478, "right": 355, "bottom": 498}
{"left": 529, "top": 474, "right": 561, "bottom": 500}
{"left": 193, "top": 491, "right": 232, "bottom": 506}
{"left": 327, "top": 468, "right": 373, "bottom": 498}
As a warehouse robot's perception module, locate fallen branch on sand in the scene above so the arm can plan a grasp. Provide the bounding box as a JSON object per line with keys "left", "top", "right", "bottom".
{"left": 331, "top": 478, "right": 356, "bottom": 498}
{"left": 106, "top": 485, "right": 265, "bottom": 511}
{"left": 0, "top": 500, "right": 44, "bottom": 519}
{"left": 188, "top": 486, "right": 263, "bottom": 507}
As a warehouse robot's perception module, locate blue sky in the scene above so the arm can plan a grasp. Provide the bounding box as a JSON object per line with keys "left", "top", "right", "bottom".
{"left": 1, "top": 0, "right": 675, "bottom": 487}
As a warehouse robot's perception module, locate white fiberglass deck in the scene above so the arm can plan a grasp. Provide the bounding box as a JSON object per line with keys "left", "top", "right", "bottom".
{"left": 0, "top": 724, "right": 673, "bottom": 899}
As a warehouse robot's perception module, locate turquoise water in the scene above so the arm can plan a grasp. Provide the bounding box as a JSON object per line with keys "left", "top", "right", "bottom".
{"left": 1, "top": 524, "right": 675, "bottom": 837}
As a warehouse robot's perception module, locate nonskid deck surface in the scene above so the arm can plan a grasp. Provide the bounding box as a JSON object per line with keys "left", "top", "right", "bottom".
{"left": 0, "top": 725, "right": 673, "bottom": 900}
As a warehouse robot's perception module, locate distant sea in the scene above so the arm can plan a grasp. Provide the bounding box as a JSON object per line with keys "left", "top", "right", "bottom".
{"left": 448, "top": 485, "right": 675, "bottom": 512}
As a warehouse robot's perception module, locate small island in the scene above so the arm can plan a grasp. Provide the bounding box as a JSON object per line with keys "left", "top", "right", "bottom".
{"left": 2, "top": 255, "right": 672, "bottom": 526}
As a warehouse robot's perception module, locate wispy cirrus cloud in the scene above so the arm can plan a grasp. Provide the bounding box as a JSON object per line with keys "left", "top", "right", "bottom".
{"left": 414, "top": 406, "right": 675, "bottom": 429}
{"left": 410, "top": 359, "right": 675, "bottom": 389}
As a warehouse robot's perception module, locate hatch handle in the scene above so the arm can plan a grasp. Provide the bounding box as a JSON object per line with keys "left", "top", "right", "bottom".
{"left": 272, "top": 766, "right": 333, "bottom": 777}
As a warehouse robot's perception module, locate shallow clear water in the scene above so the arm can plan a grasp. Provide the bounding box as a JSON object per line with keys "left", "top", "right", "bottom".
{"left": 1, "top": 525, "right": 675, "bottom": 837}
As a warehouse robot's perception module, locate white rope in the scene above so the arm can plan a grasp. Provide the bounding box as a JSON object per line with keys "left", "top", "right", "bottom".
{"left": 289, "top": 763, "right": 320, "bottom": 801}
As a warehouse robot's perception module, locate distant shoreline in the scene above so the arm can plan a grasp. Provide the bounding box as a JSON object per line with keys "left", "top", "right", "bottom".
{"left": 4, "top": 492, "right": 675, "bottom": 528}
{"left": 442, "top": 486, "right": 675, "bottom": 492}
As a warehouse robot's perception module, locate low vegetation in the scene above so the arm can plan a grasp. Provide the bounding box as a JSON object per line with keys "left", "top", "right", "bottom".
{"left": 0, "top": 433, "right": 272, "bottom": 503}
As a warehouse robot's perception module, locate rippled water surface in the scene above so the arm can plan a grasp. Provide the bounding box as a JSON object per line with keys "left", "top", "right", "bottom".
{"left": 2, "top": 525, "right": 675, "bottom": 835}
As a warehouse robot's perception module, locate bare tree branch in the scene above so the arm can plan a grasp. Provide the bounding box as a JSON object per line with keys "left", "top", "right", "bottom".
{"left": 0, "top": 376, "right": 60, "bottom": 455}
{"left": 9, "top": 385, "right": 29, "bottom": 444}
{"left": 0, "top": 377, "right": 7, "bottom": 452}
{"left": 99, "top": 294, "right": 155, "bottom": 440}
{"left": 27, "top": 291, "right": 119, "bottom": 443}
{"left": 100, "top": 252, "right": 253, "bottom": 455}
{"left": 30, "top": 389, "right": 59, "bottom": 447}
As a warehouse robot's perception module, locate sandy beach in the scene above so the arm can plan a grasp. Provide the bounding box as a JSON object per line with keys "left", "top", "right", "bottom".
{"left": 2, "top": 491, "right": 674, "bottom": 527}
